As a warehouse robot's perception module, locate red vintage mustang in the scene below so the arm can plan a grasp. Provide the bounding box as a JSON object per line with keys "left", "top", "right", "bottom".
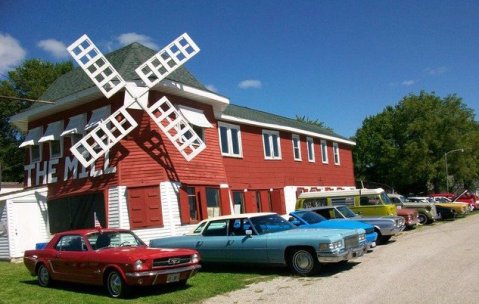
{"left": 23, "top": 228, "right": 201, "bottom": 298}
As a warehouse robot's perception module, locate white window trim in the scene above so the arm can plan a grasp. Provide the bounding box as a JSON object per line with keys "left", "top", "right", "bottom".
{"left": 218, "top": 122, "right": 243, "bottom": 158}
{"left": 321, "top": 140, "right": 329, "bottom": 164}
{"left": 262, "top": 130, "right": 282, "bottom": 160}
{"left": 30, "top": 144, "right": 42, "bottom": 164}
{"left": 49, "top": 139, "right": 63, "bottom": 160}
{"left": 292, "top": 134, "right": 301, "bottom": 161}
{"left": 333, "top": 142, "right": 341, "bottom": 165}
{"left": 306, "top": 137, "right": 315, "bottom": 162}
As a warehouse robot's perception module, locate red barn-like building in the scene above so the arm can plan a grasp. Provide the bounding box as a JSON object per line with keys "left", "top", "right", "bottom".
{"left": 4, "top": 41, "right": 355, "bottom": 253}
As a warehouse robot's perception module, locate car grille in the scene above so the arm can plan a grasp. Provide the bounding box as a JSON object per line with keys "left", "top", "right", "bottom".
{"left": 153, "top": 256, "right": 191, "bottom": 267}
{"left": 344, "top": 235, "right": 360, "bottom": 248}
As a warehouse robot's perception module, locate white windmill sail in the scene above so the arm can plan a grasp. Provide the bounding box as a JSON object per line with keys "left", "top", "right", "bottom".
{"left": 67, "top": 33, "right": 205, "bottom": 168}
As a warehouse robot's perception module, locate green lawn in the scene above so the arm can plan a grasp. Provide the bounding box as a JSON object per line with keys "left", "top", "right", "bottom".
{"left": 0, "top": 262, "right": 279, "bottom": 304}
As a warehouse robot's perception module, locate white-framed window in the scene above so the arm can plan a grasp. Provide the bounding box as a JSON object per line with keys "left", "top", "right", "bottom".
{"left": 218, "top": 122, "right": 242, "bottom": 157}
{"left": 49, "top": 140, "right": 63, "bottom": 159}
{"left": 178, "top": 122, "right": 204, "bottom": 147}
{"left": 333, "top": 142, "right": 341, "bottom": 165}
{"left": 306, "top": 137, "right": 315, "bottom": 162}
{"left": 321, "top": 140, "right": 328, "bottom": 164}
{"left": 30, "top": 144, "right": 41, "bottom": 163}
{"left": 292, "top": 134, "right": 301, "bottom": 161}
{"left": 262, "top": 130, "right": 281, "bottom": 160}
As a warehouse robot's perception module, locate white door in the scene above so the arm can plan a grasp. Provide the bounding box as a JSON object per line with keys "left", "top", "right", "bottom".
{"left": 11, "top": 201, "right": 45, "bottom": 258}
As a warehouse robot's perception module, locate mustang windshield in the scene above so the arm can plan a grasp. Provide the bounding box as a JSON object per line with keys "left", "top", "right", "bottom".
{"left": 87, "top": 231, "right": 145, "bottom": 250}
{"left": 249, "top": 214, "right": 296, "bottom": 235}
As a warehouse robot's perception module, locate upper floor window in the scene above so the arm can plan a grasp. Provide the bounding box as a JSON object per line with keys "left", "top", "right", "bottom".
{"left": 321, "top": 140, "right": 328, "bottom": 164}
{"left": 333, "top": 142, "right": 341, "bottom": 165}
{"left": 61, "top": 113, "right": 86, "bottom": 147}
{"left": 38, "top": 121, "right": 63, "bottom": 160}
{"left": 30, "top": 145, "right": 41, "bottom": 163}
{"left": 292, "top": 134, "right": 301, "bottom": 161}
{"left": 218, "top": 122, "right": 242, "bottom": 157}
{"left": 19, "top": 126, "right": 42, "bottom": 163}
{"left": 262, "top": 130, "right": 281, "bottom": 160}
{"left": 306, "top": 137, "right": 315, "bottom": 162}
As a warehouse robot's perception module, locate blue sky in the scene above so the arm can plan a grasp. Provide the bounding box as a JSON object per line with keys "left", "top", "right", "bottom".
{"left": 1, "top": 0, "right": 478, "bottom": 137}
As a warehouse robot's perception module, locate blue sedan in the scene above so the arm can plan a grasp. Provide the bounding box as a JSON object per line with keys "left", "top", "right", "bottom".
{"left": 150, "top": 213, "right": 367, "bottom": 276}
{"left": 289, "top": 210, "right": 377, "bottom": 249}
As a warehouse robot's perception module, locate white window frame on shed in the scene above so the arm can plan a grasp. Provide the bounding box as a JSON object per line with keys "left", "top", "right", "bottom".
{"left": 306, "top": 137, "right": 315, "bottom": 162}
{"left": 321, "top": 139, "right": 329, "bottom": 164}
{"left": 38, "top": 121, "right": 64, "bottom": 159}
{"left": 262, "top": 130, "right": 281, "bottom": 160}
{"left": 292, "top": 134, "right": 301, "bottom": 161}
{"left": 61, "top": 113, "right": 86, "bottom": 145}
{"left": 19, "top": 126, "right": 43, "bottom": 163}
{"left": 333, "top": 142, "right": 341, "bottom": 165}
{"left": 218, "top": 122, "right": 242, "bottom": 157}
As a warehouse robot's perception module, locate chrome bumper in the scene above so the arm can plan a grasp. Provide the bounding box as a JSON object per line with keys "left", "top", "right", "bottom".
{"left": 125, "top": 264, "right": 201, "bottom": 279}
{"left": 317, "top": 244, "right": 367, "bottom": 263}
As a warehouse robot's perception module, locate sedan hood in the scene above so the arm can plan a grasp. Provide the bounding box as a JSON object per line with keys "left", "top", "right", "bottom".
{"left": 95, "top": 246, "right": 197, "bottom": 261}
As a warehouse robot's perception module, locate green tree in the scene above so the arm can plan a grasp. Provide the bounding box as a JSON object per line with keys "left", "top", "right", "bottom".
{"left": 353, "top": 91, "right": 479, "bottom": 194}
{"left": 0, "top": 59, "right": 73, "bottom": 182}
{"left": 296, "top": 115, "right": 333, "bottom": 131}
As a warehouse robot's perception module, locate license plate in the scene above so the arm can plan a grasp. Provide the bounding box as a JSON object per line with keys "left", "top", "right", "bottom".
{"left": 166, "top": 273, "right": 180, "bottom": 283}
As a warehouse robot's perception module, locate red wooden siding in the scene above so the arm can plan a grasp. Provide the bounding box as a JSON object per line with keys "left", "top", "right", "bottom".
{"left": 127, "top": 185, "right": 163, "bottom": 229}
{"left": 221, "top": 124, "right": 355, "bottom": 190}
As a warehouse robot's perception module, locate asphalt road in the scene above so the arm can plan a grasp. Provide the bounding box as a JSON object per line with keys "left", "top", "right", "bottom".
{"left": 202, "top": 212, "right": 479, "bottom": 304}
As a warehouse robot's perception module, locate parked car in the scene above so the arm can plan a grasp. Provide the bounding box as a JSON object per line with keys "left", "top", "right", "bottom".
{"left": 388, "top": 193, "right": 439, "bottom": 224}
{"left": 288, "top": 210, "right": 378, "bottom": 249}
{"left": 409, "top": 196, "right": 469, "bottom": 217}
{"left": 150, "top": 213, "right": 367, "bottom": 276}
{"left": 301, "top": 205, "right": 405, "bottom": 244}
{"left": 395, "top": 207, "right": 419, "bottom": 229}
{"left": 296, "top": 188, "right": 398, "bottom": 217}
{"left": 23, "top": 228, "right": 201, "bottom": 298}
{"left": 431, "top": 191, "right": 478, "bottom": 211}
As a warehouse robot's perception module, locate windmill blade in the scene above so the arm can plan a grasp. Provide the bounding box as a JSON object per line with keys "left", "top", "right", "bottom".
{"left": 71, "top": 105, "right": 138, "bottom": 168}
{"left": 146, "top": 96, "right": 206, "bottom": 161}
{"left": 67, "top": 34, "right": 126, "bottom": 98}
{"left": 135, "top": 33, "right": 200, "bottom": 88}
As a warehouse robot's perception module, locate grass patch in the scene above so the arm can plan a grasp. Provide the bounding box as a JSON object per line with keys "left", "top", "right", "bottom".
{"left": 0, "top": 262, "right": 279, "bottom": 304}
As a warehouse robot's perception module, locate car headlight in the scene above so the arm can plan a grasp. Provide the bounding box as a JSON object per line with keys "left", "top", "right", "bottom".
{"left": 359, "top": 233, "right": 365, "bottom": 242}
{"left": 319, "top": 240, "right": 344, "bottom": 251}
{"left": 191, "top": 253, "right": 200, "bottom": 264}
{"left": 134, "top": 259, "right": 144, "bottom": 271}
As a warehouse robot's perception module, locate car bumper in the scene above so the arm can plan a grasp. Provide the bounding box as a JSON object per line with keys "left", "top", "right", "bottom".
{"left": 380, "top": 225, "right": 405, "bottom": 236}
{"left": 317, "top": 244, "right": 367, "bottom": 263}
{"left": 125, "top": 264, "right": 201, "bottom": 286}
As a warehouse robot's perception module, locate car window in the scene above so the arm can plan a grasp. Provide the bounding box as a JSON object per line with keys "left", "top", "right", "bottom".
{"left": 302, "top": 198, "right": 327, "bottom": 208}
{"left": 313, "top": 209, "right": 332, "bottom": 219}
{"left": 55, "top": 235, "right": 86, "bottom": 252}
{"left": 193, "top": 221, "right": 207, "bottom": 234}
{"left": 294, "top": 211, "right": 326, "bottom": 224}
{"left": 203, "top": 220, "right": 228, "bottom": 236}
{"left": 228, "top": 218, "right": 250, "bottom": 236}
{"left": 331, "top": 197, "right": 354, "bottom": 206}
{"left": 249, "top": 214, "right": 295, "bottom": 235}
{"left": 336, "top": 206, "right": 357, "bottom": 218}
{"left": 87, "top": 231, "right": 144, "bottom": 249}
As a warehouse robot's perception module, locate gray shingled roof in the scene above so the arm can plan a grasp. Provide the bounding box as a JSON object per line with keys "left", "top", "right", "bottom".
{"left": 40, "top": 42, "right": 207, "bottom": 101}
{"left": 223, "top": 104, "right": 351, "bottom": 141}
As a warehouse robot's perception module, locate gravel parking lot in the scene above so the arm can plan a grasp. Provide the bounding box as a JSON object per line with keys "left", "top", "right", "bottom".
{"left": 202, "top": 213, "right": 479, "bottom": 304}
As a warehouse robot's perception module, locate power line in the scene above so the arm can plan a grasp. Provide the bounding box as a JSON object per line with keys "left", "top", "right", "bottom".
{"left": 0, "top": 95, "right": 55, "bottom": 104}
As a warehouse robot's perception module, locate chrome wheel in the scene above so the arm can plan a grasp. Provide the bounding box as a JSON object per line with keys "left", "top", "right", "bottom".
{"left": 106, "top": 270, "right": 127, "bottom": 298}
{"left": 418, "top": 213, "right": 428, "bottom": 225}
{"left": 289, "top": 249, "right": 320, "bottom": 276}
{"left": 37, "top": 264, "right": 51, "bottom": 287}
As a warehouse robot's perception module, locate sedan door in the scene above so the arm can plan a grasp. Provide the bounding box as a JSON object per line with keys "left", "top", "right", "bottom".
{"left": 224, "top": 218, "right": 269, "bottom": 263}
{"left": 49, "top": 234, "right": 91, "bottom": 283}
{"left": 195, "top": 220, "right": 229, "bottom": 262}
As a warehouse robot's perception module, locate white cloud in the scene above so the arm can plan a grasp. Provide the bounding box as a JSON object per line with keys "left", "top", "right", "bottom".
{"left": 205, "top": 84, "right": 218, "bottom": 92}
{"left": 238, "top": 79, "right": 262, "bottom": 89}
{"left": 0, "top": 33, "right": 26, "bottom": 75}
{"left": 401, "top": 80, "right": 415, "bottom": 86}
{"left": 425, "top": 66, "right": 447, "bottom": 76}
{"left": 116, "top": 33, "right": 158, "bottom": 50}
{"left": 37, "top": 39, "right": 68, "bottom": 58}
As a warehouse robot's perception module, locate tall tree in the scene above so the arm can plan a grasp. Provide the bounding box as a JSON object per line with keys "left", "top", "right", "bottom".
{"left": 353, "top": 91, "right": 479, "bottom": 194}
{"left": 0, "top": 59, "right": 73, "bottom": 182}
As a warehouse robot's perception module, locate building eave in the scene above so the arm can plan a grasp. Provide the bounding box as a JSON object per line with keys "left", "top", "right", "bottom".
{"left": 10, "top": 81, "right": 230, "bottom": 133}
{"left": 216, "top": 113, "right": 356, "bottom": 146}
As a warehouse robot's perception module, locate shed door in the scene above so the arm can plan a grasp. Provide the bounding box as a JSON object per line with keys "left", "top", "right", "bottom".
{"left": 127, "top": 185, "right": 163, "bottom": 229}
{"left": 12, "top": 201, "right": 44, "bottom": 257}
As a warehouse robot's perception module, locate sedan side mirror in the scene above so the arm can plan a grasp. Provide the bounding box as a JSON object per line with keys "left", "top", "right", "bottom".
{"left": 245, "top": 229, "right": 253, "bottom": 237}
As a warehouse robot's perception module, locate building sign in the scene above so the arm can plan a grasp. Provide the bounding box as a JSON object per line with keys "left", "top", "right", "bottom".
{"left": 24, "top": 155, "right": 116, "bottom": 187}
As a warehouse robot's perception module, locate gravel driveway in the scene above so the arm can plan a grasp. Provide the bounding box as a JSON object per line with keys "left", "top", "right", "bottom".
{"left": 201, "top": 213, "right": 479, "bottom": 304}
